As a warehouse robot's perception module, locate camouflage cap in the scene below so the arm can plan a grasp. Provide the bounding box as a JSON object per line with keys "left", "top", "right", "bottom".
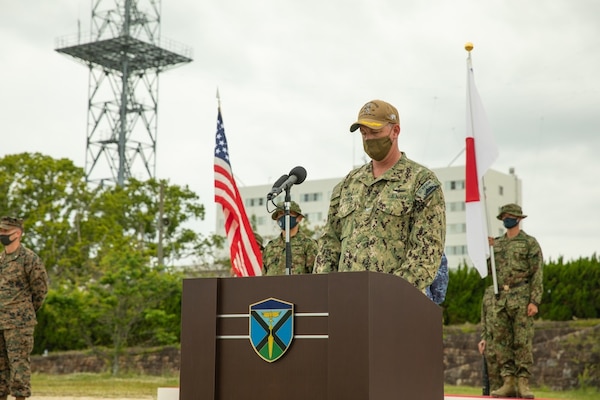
{"left": 496, "top": 203, "right": 527, "bottom": 220}
{"left": 0, "top": 216, "right": 24, "bottom": 230}
{"left": 271, "top": 201, "right": 304, "bottom": 220}
{"left": 350, "top": 100, "right": 400, "bottom": 132}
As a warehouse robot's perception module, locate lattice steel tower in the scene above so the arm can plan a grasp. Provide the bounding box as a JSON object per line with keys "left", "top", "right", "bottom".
{"left": 56, "top": 0, "right": 192, "bottom": 186}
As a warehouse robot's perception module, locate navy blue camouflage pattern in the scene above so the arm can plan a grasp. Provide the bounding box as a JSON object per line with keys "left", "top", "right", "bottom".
{"left": 425, "top": 253, "right": 448, "bottom": 304}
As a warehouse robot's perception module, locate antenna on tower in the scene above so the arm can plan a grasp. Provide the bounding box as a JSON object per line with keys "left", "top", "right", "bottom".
{"left": 55, "top": 0, "right": 193, "bottom": 186}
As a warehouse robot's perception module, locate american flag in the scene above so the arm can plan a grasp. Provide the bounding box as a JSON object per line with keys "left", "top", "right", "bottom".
{"left": 214, "top": 108, "right": 263, "bottom": 276}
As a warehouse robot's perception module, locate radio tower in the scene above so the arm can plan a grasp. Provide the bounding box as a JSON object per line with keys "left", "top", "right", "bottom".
{"left": 55, "top": 0, "right": 192, "bottom": 186}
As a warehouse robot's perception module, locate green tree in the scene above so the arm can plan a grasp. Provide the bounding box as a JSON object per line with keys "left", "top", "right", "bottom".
{"left": 82, "top": 238, "right": 182, "bottom": 375}
{"left": 1, "top": 153, "right": 225, "bottom": 363}
{"left": 1, "top": 153, "right": 216, "bottom": 283}
{"left": 0, "top": 152, "right": 90, "bottom": 279}
{"left": 541, "top": 254, "right": 600, "bottom": 320}
{"left": 80, "top": 177, "right": 207, "bottom": 267}
{"left": 442, "top": 262, "right": 489, "bottom": 325}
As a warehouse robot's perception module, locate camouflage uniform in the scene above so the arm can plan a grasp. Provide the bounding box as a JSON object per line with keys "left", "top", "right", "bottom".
{"left": 426, "top": 253, "right": 449, "bottom": 305}
{"left": 492, "top": 230, "right": 543, "bottom": 380}
{"left": 0, "top": 244, "right": 49, "bottom": 398}
{"left": 481, "top": 285, "right": 502, "bottom": 391}
{"left": 314, "top": 153, "right": 446, "bottom": 291}
{"left": 262, "top": 229, "right": 317, "bottom": 275}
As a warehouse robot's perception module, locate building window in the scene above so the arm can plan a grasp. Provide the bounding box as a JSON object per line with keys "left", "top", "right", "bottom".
{"left": 446, "top": 180, "right": 465, "bottom": 190}
{"left": 301, "top": 192, "right": 323, "bottom": 202}
{"left": 305, "top": 212, "right": 323, "bottom": 222}
{"left": 247, "top": 197, "right": 265, "bottom": 207}
{"left": 445, "top": 245, "right": 468, "bottom": 255}
{"left": 448, "top": 223, "right": 466, "bottom": 234}
{"left": 448, "top": 201, "right": 466, "bottom": 212}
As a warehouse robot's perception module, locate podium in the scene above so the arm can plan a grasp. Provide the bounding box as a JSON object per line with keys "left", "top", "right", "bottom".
{"left": 180, "top": 271, "right": 443, "bottom": 400}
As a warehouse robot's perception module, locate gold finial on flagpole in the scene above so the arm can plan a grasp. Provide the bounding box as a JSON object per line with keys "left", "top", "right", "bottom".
{"left": 465, "top": 42, "right": 474, "bottom": 52}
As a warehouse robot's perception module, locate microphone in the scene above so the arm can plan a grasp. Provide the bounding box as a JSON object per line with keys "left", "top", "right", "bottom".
{"left": 267, "top": 174, "right": 289, "bottom": 199}
{"left": 267, "top": 166, "right": 307, "bottom": 200}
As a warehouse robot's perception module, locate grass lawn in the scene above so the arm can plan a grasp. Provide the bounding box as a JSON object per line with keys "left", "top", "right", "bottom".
{"left": 32, "top": 373, "right": 179, "bottom": 397}
{"left": 32, "top": 373, "right": 598, "bottom": 399}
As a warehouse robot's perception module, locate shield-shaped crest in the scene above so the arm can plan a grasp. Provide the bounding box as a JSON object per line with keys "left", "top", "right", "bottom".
{"left": 249, "top": 298, "right": 294, "bottom": 362}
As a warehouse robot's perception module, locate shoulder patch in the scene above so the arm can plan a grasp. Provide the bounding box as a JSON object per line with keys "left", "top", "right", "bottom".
{"left": 415, "top": 179, "right": 439, "bottom": 201}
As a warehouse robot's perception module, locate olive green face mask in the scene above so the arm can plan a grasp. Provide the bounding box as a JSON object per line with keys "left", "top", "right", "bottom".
{"left": 363, "top": 136, "right": 392, "bottom": 161}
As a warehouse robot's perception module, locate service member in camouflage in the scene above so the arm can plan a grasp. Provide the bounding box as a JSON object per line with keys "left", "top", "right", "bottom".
{"left": 0, "top": 216, "right": 49, "bottom": 400}
{"left": 478, "top": 285, "right": 502, "bottom": 393}
{"left": 489, "top": 204, "right": 543, "bottom": 399}
{"left": 262, "top": 201, "right": 317, "bottom": 275}
{"left": 314, "top": 100, "right": 446, "bottom": 292}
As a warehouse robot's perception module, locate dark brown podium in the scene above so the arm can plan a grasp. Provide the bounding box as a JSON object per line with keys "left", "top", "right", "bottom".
{"left": 180, "top": 271, "right": 443, "bottom": 400}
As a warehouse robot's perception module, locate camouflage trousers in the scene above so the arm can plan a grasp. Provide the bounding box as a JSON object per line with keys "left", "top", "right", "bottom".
{"left": 484, "top": 342, "right": 503, "bottom": 391}
{"left": 493, "top": 288, "right": 534, "bottom": 378}
{"left": 0, "top": 326, "right": 35, "bottom": 397}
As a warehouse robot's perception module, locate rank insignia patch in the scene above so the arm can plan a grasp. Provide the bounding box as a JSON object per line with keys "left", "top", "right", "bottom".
{"left": 249, "top": 298, "right": 294, "bottom": 362}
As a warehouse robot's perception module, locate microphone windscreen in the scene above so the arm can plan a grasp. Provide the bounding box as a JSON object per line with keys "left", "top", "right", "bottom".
{"left": 289, "top": 166, "right": 307, "bottom": 184}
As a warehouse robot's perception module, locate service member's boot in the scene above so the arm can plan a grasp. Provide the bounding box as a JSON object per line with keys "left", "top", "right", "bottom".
{"left": 491, "top": 375, "right": 517, "bottom": 398}
{"left": 15, "top": 397, "right": 26, "bottom": 400}
{"left": 517, "top": 377, "right": 534, "bottom": 399}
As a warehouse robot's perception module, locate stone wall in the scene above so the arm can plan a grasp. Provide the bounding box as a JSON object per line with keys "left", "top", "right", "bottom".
{"left": 32, "top": 321, "right": 600, "bottom": 390}
{"left": 32, "top": 346, "right": 181, "bottom": 376}
{"left": 443, "top": 320, "right": 600, "bottom": 390}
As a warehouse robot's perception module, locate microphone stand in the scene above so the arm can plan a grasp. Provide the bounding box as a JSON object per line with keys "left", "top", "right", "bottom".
{"left": 284, "top": 188, "right": 292, "bottom": 275}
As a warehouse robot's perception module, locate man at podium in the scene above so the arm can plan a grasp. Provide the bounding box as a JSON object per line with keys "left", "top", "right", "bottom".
{"left": 314, "top": 99, "right": 446, "bottom": 292}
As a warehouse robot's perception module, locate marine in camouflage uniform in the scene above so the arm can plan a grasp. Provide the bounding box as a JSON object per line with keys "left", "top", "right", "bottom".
{"left": 263, "top": 201, "right": 317, "bottom": 275}
{"left": 0, "top": 216, "right": 49, "bottom": 400}
{"left": 490, "top": 204, "right": 543, "bottom": 399}
{"left": 314, "top": 100, "right": 446, "bottom": 292}
{"left": 479, "top": 285, "right": 502, "bottom": 392}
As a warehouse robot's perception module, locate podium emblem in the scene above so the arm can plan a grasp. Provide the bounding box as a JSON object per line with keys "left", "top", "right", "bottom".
{"left": 249, "top": 298, "right": 294, "bottom": 362}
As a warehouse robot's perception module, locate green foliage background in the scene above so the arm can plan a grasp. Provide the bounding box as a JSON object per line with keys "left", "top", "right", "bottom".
{"left": 442, "top": 255, "right": 600, "bottom": 325}
{"left": 2, "top": 152, "right": 599, "bottom": 374}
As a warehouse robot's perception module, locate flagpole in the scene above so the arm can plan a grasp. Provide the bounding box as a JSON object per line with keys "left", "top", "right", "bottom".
{"left": 482, "top": 174, "right": 499, "bottom": 295}
{"left": 465, "top": 42, "right": 499, "bottom": 295}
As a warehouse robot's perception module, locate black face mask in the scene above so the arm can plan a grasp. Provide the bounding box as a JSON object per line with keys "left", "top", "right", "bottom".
{"left": 0, "top": 234, "right": 15, "bottom": 246}
{"left": 503, "top": 217, "right": 519, "bottom": 229}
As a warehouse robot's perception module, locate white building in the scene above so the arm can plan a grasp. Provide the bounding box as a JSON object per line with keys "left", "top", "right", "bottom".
{"left": 215, "top": 166, "right": 522, "bottom": 269}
